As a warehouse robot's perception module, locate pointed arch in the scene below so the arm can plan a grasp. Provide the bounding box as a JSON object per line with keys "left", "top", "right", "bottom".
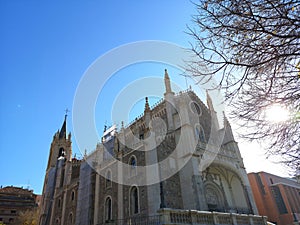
{"left": 105, "top": 196, "right": 112, "bottom": 221}
{"left": 58, "top": 198, "right": 61, "bottom": 208}
{"left": 203, "top": 164, "right": 253, "bottom": 213}
{"left": 71, "top": 190, "right": 75, "bottom": 201}
{"left": 58, "top": 147, "right": 65, "bottom": 158}
{"left": 129, "top": 155, "right": 137, "bottom": 176}
{"left": 195, "top": 124, "right": 206, "bottom": 143}
{"left": 68, "top": 213, "right": 73, "bottom": 225}
{"left": 129, "top": 186, "right": 139, "bottom": 215}
{"left": 204, "top": 181, "right": 225, "bottom": 211}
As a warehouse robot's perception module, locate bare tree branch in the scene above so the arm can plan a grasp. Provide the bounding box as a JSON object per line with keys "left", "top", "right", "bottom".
{"left": 187, "top": 0, "right": 300, "bottom": 174}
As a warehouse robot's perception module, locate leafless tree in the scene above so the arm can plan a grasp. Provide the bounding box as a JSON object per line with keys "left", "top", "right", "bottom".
{"left": 187, "top": 0, "right": 300, "bottom": 173}
{"left": 13, "top": 208, "right": 39, "bottom": 225}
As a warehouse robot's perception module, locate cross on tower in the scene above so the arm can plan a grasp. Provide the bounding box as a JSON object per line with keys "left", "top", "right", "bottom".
{"left": 65, "top": 108, "right": 69, "bottom": 120}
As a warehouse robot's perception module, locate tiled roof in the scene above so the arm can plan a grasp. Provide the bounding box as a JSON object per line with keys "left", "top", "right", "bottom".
{"left": 0, "top": 186, "right": 34, "bottom": 196}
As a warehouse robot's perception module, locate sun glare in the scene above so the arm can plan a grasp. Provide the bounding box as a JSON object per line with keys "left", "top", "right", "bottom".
{"left": 265, "top": 104, "right": 290, "bottom": 123}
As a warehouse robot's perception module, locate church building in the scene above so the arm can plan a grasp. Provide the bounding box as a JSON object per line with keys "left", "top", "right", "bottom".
{"left": 39, "top": 70, "right": 267, "bottom": 225}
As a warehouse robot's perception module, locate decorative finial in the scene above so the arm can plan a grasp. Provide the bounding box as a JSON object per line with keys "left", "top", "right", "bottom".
{"left": 206, "top": 90, "right": 215, "bottom": 112}
{"left": 121, "top": 121, "right": 124, "bottom": 129}
{"left": 164, "top": 69, "right": 173, "bottom": 94}
{"left": 164, "top": 69, "right": 169, "bottom": 79}
{"left": 145, "top": 97, "right": 150, "bottom": 112}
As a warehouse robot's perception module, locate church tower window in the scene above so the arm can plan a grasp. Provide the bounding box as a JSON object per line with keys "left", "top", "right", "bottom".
{"left": 71, "top": 191, "right": 75, "bottom": 201}
{"left": 58, "top": 147, "right": 65, "bottom": 158}
{"left": 105, "top": 196, "right": 112, "bottom": 221}
{"left": 129, "top": 155, "right": 137, "bottom": 176}
{"left": 130, "top": 186, "right": 139, "bottom": 215}
{"left": 68, "top": 213, "right": 73, "bottom": 225}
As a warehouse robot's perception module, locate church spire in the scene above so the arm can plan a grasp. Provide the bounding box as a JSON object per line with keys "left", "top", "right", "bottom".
{"left": 164, "top": 69, "right": 173, "bottom": 94}
{"left": 223, "top": 111, "right": 231, "bottom": 128}
{"left": 59, "top": 110, "right": 68, "bottom": 139}
{"left": 206, "top": 90, "right": 215, "bottom": 112}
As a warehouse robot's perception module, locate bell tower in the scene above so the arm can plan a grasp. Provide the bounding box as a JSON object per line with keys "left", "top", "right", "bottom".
{"left": 39, "top": 113, "right": 72, "bottom": 225}
{"left": 46, "top": 114, "right": 72, "bottom": 170}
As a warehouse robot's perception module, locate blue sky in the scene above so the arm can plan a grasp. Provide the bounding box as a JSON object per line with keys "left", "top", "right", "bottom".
{"left": 0, "top": 1, "right": 288, "bottom": 194}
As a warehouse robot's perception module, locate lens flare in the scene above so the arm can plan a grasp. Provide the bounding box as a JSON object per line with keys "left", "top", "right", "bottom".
{"left": 265, "top": 104, "right": 290, "bottom": 123}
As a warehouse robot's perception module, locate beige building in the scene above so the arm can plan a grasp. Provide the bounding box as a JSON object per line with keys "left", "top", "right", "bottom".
{"left": 0, "top": 186, "right": 38, "bottom": 224}
{"left": 39, "top": 70, "right": 266, "bottom": 225}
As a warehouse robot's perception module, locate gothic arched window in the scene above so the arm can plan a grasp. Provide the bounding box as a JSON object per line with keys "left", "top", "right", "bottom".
{"left": 68, "top": 213, "right": 73, "bottom": 225}
{"left": 130, "top": 186, "right": 139, "bottom": 215}
{"left": 105, "top": 197, "right": 112, "bottom": 221}
{"left": 71, "top": 191, "right": 75, "bottom": 201}
{"left": 58, "top": 198, "right": 61, "bottom": 208}
{"left": 195, "top": 125, "right": 206, "bottom": 143}
{"left": 190, "top": 101, "right": 202, "bottom": 115}
{"left": 129, "top": 155, "right": 137, "bottom": 176}
{"left": 58, "top": 147, "right": 65, "bottom": 158}
{"left": 130, "top": 156, "right": 136, "bottom": 167}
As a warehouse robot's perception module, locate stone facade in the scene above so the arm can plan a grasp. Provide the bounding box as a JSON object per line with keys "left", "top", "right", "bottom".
{"left": 39, "top": 70, "right": 258, "bottom": 225}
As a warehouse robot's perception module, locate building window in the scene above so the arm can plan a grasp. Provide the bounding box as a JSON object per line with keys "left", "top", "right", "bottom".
{"left": 58, "top": 147, "right": 65, "bottom": 158}
{"left": 130, "top": 156, "right": 136, "bottom": 167}
{"left": 195, "top": 125, "right": 206, "bottom": 143}
{"left": 129, "top": 155, "right": 137, "bottom": 176}
{"left": 130, "top": 186, "right": 139, "bottom": 215}
{"left": 190, "top": 101, "right": 202, "bottom": 115}
{"left": 255, "top": 173, "right": 265, "bottom": 195}
{"left": 105, "top": 197, "right": 112, "bottom": 221}
{"left": 271, "top": 186, "right": 288, "bottom": 214}
{"left": 105, "top": 170, "right": 112, "bottom": 188}
{"left": 69, "top": 213, "right": 73, "bottom": 225}
{"left": 11, "top": 210, "right": 16, "bottom": 214}
{"left": 71, "top": 191, "right": 75, "bottom": 201}
{"left": 58, "top": 198, "right": 61, "bottom": 208}
{"left": 139, "top": 133, "right": 144, "bottom": 140}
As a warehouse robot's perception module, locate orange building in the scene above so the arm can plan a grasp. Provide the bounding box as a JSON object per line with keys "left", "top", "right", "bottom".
{"left": 248, "top": 172, "right": 300, "bottom": 225}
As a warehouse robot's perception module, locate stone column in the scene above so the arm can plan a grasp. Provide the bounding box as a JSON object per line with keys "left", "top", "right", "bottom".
{"left": 228, "top": 185, "right": 237, "bottom": 211}
{"left": 145, "top": 135, "right": 160, "bottom": 215}
{"left": 192, "top": 172, "right": 209, "bottom": 210}
{"left": 117, "top": 161, "right": 124, "bottom": 221}
{"left": 93, "top": 173, "right": 100, "bottom": 225}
